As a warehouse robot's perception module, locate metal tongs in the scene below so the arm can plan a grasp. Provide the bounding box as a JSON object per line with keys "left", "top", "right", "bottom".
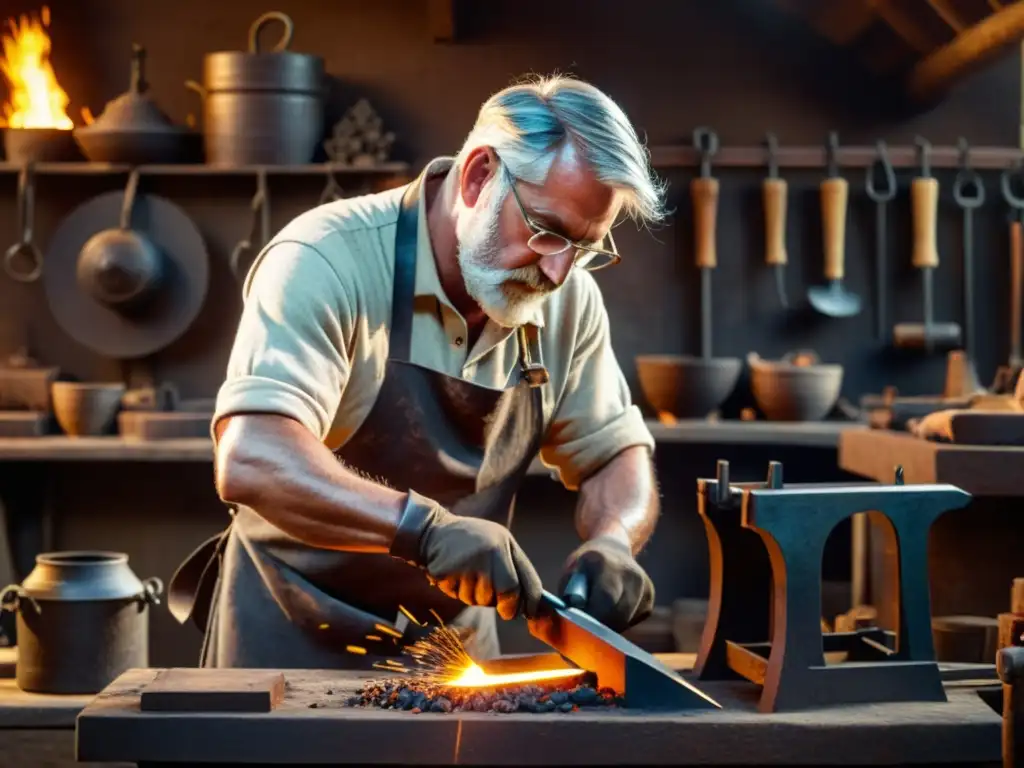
{"left": 512, "top": 573, "right": 721, "bottom": 710}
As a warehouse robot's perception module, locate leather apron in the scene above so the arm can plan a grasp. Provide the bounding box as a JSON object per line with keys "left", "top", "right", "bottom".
{"left": 168, "top": 169, "right": 550, "bottom": 669}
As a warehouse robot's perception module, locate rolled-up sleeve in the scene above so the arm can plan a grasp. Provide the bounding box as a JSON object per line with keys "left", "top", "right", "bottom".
{"left": 213, "top": 241, "right": 352, "bottom": 441}
{"left": 539, "top": 276, "right": 655, "bottom": 490}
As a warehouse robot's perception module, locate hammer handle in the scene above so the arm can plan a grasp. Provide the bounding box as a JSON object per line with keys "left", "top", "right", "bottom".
{"left": 691, "top": 176, "right": 719, "bottom": 269}
{"left": 820, "top": 177, "right": 848, "bottom": 280}
{"left": 912, "top": 177, "right": 940, "bottom": 269}
{"left": 763, "top": 178, "right": 787, "bottom": 267}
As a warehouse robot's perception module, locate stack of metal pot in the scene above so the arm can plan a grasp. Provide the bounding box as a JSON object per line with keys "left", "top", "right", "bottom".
{"left": 186, "top": 11, "right": 325, "bottom": 166}
{"left": 1, "top": 551, "right": 163, "bottom": 694}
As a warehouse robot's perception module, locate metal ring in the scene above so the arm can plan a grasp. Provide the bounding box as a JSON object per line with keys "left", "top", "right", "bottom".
{"left": 248, "top": 11, "right": 294, "bottom": 53}
{"left": 1001, "top": 158, "right": 1024, "bottom": 209}
{"left": 865, "top": 140, "right": 897, "bottom": 203}
{"left": 952, "top": 138, "right": 985, "bottom": 208}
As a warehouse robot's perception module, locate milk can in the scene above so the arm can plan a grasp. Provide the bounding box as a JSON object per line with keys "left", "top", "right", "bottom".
{"left": 0, "top": 551, "right": 163, "bottom": 694}
{"left": 185, "top": 11, "right": 325, "bottom": 166}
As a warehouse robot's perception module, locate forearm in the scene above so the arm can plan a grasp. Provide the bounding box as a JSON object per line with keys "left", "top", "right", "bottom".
{"left": 215, "top": 413, "right": 406, "bottom": 552}
{"left": 574, "top": 445, "right": 659, "bottom": 555}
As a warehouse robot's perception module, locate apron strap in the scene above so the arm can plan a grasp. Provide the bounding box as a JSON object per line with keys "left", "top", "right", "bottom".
{"left": 517, "top": 324, "right": 549, "bottom": 388}
{"left": 389, "top": 173, "right": 425, "bottom": 362}
{"left": 168, "top": 526, "right": 232, "bottom": 631}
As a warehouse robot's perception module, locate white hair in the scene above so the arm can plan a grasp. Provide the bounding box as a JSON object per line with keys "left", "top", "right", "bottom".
{"left": 454, "top": 74, "right": 668, "bottom": 226}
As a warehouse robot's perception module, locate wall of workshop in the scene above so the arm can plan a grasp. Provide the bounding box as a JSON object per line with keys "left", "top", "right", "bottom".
{"left": 0, "top": 0, "right": 1019, "bottom": 664}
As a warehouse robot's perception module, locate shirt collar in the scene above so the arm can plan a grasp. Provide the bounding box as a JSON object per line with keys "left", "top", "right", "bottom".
{"left": 411, "top": 156, "right": 546, "bottom": 329}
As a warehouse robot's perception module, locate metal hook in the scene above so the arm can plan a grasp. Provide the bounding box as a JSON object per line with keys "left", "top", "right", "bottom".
{"left": 914, "top": 136, "right": 932, "bottom": 178}
{"left": 692, "top": 127, "right": 718, "bottom": 178}
{"left": 3, "top": 163, "right": 43, "bottom": 283}
{"left": 230, "top": 169, "right": 271, "bottom": 280}
{"left": 952, "top": 137, "right": 985, "bottom": 209}
{"left": 1001, "top": 157, "right": 1024, "bottom": 212}
{"left": 319, "top": 166, "right": 345, "bottom": 205}
{"left": 865, "top": 140, "right": 896, "bottom": 203}
{"left": 825, "top": 131, "right": 840, "bottom": 178}
{"left": 765, "top": 133, "right": 780, "bottom": 178}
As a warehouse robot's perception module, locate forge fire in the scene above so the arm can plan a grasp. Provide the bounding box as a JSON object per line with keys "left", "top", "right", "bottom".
{"left": 340, "top": 613, "right": 622, "bottom": 714}
{"left": 346, "top": 678, "right": 622, "bottom": 715}
{"left": 0, "top": 5, "right": 73, "bottom": 129}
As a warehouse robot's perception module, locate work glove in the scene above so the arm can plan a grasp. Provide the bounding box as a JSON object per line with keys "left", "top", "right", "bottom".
{"left": 558, "top": 534, "right": 654, "bottom": 632}
{"left": 389, "top": 490, "right": 543, "bottom": 620}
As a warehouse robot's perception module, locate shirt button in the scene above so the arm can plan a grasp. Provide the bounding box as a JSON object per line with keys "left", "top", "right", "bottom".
{"left": 453, "top": 336, "right": 464, "bottom": 347}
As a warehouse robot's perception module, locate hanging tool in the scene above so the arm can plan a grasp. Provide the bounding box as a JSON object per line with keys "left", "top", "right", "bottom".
{"left": 808, "top": 132, "right": 862, "bottom": 318}
{"left": 691, "top": 127, "right": 719, "bottom": 359}
{"left": 230, "top": 169, "right": 271, "bottom": 281}
{"left": 865, "top": 140, "right": 896, "bottom": 341}
{"left": 893, "top": 137, "right": 962, "bottom": 352}
{"left": 3, "top": 163, "right": 43, "bottom": 283}
{"left": 762, "top": 133, "right": 788, "bottom": 308}
{"left": 950, "top": 138, "right": 984, "bottom": 393}
{"left": 1001, "top": 161, "right": 1024, "bottom": 372}
{"left": 526, "top": 573, "right": 721, "bottom": 710}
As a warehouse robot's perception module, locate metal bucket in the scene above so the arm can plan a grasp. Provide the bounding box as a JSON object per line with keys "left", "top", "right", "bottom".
{"left": 1, "top": 551, "right": 163, "bottom": 694}
{"left": 187, "top": 11, "right": 324, "bottom": 166}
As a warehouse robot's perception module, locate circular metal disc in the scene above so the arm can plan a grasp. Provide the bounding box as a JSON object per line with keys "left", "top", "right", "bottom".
{"left": 43, "top": 191, "right": 210, "bottom": 359}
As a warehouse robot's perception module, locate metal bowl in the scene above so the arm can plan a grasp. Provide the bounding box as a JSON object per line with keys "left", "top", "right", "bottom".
{"left": 635, "top": 355, "right": 742, "bottom": 419}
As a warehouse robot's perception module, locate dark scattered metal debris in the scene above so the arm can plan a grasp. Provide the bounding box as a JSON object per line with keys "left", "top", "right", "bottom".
{"left": 344, "top": 678, "right": 623, "bottom": 714}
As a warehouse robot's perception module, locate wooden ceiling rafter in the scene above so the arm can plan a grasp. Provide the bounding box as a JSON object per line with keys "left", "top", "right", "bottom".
{"left": 868, "top": 0, "right": 943, "bottom": 54}
{"left": 923, "top": 0, "right": 969, "bottom": 32}
{"left": 908, "top": 0, "right": 1024, "bottom": 101}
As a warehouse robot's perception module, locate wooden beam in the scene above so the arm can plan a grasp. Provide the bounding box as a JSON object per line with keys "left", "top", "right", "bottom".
{"left": 924, "top": 0, "right": 969, "bottom": 32}
{"left": 908, "top": 1, "right": 1024, "bottom": 101}
{"left": 870, "top": 0, "right": 941, "bottom": 54}
{"left": 428, "top": 0, "right": 457, "bottom": 43}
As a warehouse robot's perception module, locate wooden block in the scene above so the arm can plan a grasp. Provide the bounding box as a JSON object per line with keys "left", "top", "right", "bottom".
{"left": 140, "top": 669, "right": 285, "bottom": 713}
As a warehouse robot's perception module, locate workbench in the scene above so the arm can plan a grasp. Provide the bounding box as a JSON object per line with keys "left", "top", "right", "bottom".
{"left": 838, "top": 429, "right": 1024, "bottom": 624}
{"left": 76, "top": 656, "right": 1003, "bottom": 766}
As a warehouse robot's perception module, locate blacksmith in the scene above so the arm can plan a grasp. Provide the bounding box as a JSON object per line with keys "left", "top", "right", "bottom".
{"left": 169, "top": 74, "right": 669, "bottom": 667}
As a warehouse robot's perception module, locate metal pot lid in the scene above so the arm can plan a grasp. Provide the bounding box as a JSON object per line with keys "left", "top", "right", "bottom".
{"left": 78, "top": 44, "right": 184, "bottom": 135}
{"left": 43, "top": 189, "right": 209, "bottom": 359}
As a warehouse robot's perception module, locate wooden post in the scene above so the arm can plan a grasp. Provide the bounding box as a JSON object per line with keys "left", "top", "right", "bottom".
{"left": 999, "top": 578, "right": 1024, "bottom": 651}
{"left": 998, "top": 646, "right": 1024, "bottom": 768}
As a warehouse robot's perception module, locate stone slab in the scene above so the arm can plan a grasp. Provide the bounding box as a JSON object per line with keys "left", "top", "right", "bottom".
{"left": 77, "top": 667, "right": 1003, "bottom": 765}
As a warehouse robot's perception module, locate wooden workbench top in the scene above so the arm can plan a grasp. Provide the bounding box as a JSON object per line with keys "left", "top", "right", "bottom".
{"left": 839, "top": 428, "right": 1024, "bottom": 496}
{"left": 0, "top": 419, "right": 864, "bottom": 464}
{"left": 76, "top": 665, "right": 1002, "bottom": 766}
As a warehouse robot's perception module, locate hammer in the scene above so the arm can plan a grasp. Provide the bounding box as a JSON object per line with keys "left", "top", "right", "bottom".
{"left": 998, "top": 645, "right": 1024, "bottom": 768}
{"left": 892, "top": 137, "right": 963, "bottom": 353}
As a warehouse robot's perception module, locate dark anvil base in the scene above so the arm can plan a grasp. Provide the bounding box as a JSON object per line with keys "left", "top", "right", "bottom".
{"left": 77, "top": 667, "right": 1003, "bottom": 766}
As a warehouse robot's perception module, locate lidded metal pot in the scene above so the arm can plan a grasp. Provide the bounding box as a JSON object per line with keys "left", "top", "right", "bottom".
{"left": 0, "top": 551, "right": 163, "bottom": 694}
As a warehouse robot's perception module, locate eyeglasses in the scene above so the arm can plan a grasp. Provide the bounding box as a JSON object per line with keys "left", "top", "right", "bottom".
{"left": 502, "top": 165, "right": 621, "bottom": 272}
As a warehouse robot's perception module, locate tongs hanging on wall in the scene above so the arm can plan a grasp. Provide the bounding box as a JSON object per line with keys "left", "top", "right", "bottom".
{"left": 230, "top": 169, "right": 271, "bottom": 281}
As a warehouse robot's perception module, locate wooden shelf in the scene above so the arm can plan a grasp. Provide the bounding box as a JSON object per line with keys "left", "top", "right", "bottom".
{"left": 0, "top": 162, "right": 411, "bottom": 177}
{"left": 839, "top": 428, "right": 1024, "bottom": 497}
{"left": 0, "top": 420, "right": 863, "bottom": 463}
{"left": 649, "top": 144, "right": 1023, "bottom": 171}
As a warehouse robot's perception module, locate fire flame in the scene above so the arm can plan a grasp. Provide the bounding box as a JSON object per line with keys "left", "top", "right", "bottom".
{"left": 0, "top": 6, "right": 73, "bottom": 130}
{"left": 444, "top": 662, "right": 584, "bottom": 689}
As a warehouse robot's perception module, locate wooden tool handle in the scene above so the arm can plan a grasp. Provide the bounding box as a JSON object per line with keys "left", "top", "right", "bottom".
{"left": 911, "top": 177, "right": 940, "bottom": 269}
{"left": 820, "top": 177, "right": 848, "bottom": 280}
{"left": 763, "top": 178, "right": 787, "bottom": 267}
{"left": 691, "top": 176, "right": 719, "bottom": 269}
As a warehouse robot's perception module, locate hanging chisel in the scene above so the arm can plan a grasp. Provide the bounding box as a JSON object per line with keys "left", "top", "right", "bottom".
{"left": 763, "top": 133, "right": 788, "bottom": 309}
{"left": 691, "top": 127, "right": 719, "bottom": 359}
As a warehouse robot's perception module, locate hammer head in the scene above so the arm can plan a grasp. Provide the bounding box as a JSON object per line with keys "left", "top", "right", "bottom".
{"left": 891, "top": 322, "right": 962, "bottom": 351}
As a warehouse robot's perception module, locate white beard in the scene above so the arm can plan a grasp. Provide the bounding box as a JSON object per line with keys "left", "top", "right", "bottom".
{"left": 455, "top": 174, "right": 556, "bottom": 328}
